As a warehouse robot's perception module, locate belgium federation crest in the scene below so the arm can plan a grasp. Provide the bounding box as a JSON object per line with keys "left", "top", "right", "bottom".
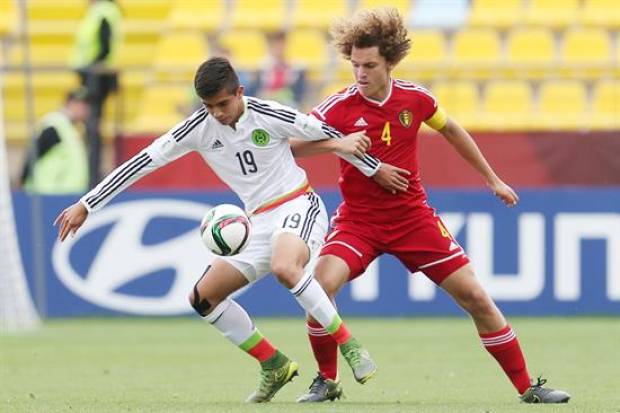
{"left": 251, "top": 129, "right": 270, "bottom": 146}
{"left": 399, "top": 110, "right": 413, "bottom": 128}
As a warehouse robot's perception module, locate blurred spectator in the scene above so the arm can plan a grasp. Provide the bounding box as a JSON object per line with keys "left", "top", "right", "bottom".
{"left": 70, "top": 0, "right": 122, "bottom": 187}
{"left": 254, "top": 31, "right": 306, "bottom": 106}
{"left": 20, "top": 89, "right": 91, "bottom": 194}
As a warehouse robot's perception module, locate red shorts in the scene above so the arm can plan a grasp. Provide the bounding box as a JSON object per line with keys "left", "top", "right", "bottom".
{"left": 320, "top": 208, "right": 469, "bottom": 285}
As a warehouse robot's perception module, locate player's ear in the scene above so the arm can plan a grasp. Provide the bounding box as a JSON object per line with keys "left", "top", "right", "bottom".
{"left": 236, "top": 85, "right": 244, "bottom": 98}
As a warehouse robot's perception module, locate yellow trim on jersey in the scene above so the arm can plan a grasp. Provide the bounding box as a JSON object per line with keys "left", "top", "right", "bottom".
{"left": 251, "top": 180, "right": 313, "bottom": 215}
{"left": 424, "top": 106, "right": 448, "bottom": 130}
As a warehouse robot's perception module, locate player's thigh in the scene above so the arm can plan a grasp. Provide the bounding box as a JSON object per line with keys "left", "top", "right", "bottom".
{"left": 271, "top": 192, "right": 328, "bottom": 268}
{"left": 191, "top": 258, "right": 249, "bottom": 306}
{"left": 221, "top": 212, "right": 274, "bottom": 283}
{"left": 392, "top": 213, "right": 470, "bottom": 285}
{"left": 320, "top": 227, "right": 380, "bottom": 282}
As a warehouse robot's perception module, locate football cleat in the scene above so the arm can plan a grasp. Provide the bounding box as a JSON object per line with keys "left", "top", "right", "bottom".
{"left": 520, "top": 377, "right": 570, "bottom": 404}
{"left": 297, "top": 373, "right": 344, "bottom": 403}
{"left": 245, "top": 359, "right": 299, "bottom": 403}
{"left": 339, "top": 338, "right": 377, "bottom": 384}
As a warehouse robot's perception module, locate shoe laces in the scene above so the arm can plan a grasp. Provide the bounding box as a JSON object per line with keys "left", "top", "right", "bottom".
{"left": 308, "top": 373, "right": 327, "bottom": 392}
{"left": 257, "top": 368, "right": 274, "bottom": 395}
{"left": 532, "top": 376, "right": 547, "bottom": 389}
{"left": 342, "top": 344, "right": 362, "bottom": 366}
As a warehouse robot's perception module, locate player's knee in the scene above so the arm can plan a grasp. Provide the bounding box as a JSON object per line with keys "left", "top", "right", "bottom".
{"left": 188, "top": 289, "right": 213, "bottom": 317}
{"left": 271, "top": 261, "right": 300, "bottom": 288}
{"left": 314, "top": 272, "right": 339, "bottom": 296}
{"left": 460, "top": 289, "right": 495, "bottom": 317}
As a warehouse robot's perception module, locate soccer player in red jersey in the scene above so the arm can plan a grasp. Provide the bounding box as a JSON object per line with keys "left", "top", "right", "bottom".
{"left": 291, "top": 8, "right": 570, "bottom": 404}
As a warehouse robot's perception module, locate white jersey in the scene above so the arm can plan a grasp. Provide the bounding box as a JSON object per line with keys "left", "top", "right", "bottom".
{"left": 81, "top": 96, "right": 381, "bottom": 213}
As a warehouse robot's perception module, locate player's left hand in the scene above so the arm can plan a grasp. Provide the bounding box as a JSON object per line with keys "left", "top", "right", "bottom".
{"left": 488, "top": 179, "right": 519, "bottom": 207}
{"left": 373, "top": 163, "right": 411, "bottom": 194}
{"left": 54, "top": 201, "right": 89, "bottom": 241}
{"left": 338, "top": 130, "right": 371, "bottom": 157}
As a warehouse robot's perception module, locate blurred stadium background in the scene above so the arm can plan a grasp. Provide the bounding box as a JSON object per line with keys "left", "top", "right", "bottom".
{"left": 1, "top": 1, "right": 618, "bottom": 411}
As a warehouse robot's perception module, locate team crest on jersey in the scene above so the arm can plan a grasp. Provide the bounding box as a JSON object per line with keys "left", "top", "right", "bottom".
{"left": 251, "top": 129, "right": 270, "bottom": 146}
{"left": 399, "top": 110, "right": 413, "bottom": 128}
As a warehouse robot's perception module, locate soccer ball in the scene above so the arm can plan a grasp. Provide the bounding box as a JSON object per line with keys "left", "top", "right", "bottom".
{"left": 200, "top": 204, "right": 251, "bottom": 256}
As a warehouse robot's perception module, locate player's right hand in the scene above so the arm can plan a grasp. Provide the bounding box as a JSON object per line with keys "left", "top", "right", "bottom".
{"left": 338, "top": 130, "right": 371, "bottom": 157}
{"left": 54, "top": 201, "right": 89, "bottom": 241}
{"left": 373, "top": 163, "right": 411, "bottom": 194}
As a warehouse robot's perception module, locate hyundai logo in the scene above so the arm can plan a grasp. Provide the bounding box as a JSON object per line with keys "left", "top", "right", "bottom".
{"left": 52, "top": 199, "right": 212, "bottom": 315}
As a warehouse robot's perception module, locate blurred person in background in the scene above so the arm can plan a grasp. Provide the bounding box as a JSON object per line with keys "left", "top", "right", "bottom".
{"left": 71, "top": 0, "right": 122, "bottom": 187}
{"left": 291, "top": 8, "right": 570, "bottom": 404}
{"left": 20, "top": 89, "right": 91, "bottom": 194}
{"left": 254, "top": 31, "right": 306, "bottom": 107}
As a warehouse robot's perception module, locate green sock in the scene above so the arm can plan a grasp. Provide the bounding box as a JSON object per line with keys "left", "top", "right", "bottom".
{"left": 260, "top": 350, "right": 288, "bottom": 370}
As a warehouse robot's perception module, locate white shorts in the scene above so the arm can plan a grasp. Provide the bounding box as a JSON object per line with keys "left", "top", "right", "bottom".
{"left": 222, "top": 192, "right": 328, "bottom": 283}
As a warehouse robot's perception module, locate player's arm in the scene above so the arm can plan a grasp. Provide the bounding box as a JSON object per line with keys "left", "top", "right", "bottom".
{"left": 437, "top": 117, "right": 519, "bottom": 206}
{"left": 54, "top": 109, "right": 206, "bottom": 241}
{"left": 289, "top": 130, "right": 370, "bottom": 158}
{"left": 290, "top": 112, "right": 382, "bottom": 177}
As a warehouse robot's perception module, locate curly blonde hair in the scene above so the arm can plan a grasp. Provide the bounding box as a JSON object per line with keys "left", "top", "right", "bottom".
{"left": 330, "top": 7, "right": 411, "bottom": 65}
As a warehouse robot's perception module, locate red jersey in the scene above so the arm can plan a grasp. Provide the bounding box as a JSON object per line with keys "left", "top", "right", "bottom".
{"left": 311, "top": 78, "right": 446, "bottom": 223}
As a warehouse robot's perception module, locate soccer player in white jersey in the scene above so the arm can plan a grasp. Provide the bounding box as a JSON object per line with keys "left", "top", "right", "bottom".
{"left": 54, "top": 57, "right": 407, "bottom": 403}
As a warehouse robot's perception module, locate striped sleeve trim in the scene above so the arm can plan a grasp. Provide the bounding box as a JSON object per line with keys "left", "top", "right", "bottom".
{"left": 84, "top": 152, "right": 153, "bottom": 209}
{"left": 320, "top": 123, "right": 380, "bottom": 170}
{"left": 172, "top": 108, "right": 209, "bottom": 143}
{"left": 247, "top": 98, "right": 298, "bottom": 118}
{"left": 246, "top": 100, "right": 296, "bottom": 124}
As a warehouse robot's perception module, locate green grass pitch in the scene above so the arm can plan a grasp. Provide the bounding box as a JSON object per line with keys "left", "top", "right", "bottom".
{"left": 2, "top": 317, "right": 619, "bottom": 412}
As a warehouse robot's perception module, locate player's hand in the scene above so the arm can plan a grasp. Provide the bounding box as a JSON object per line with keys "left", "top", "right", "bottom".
{"left": 54, "top": 202, "right": 89, "bottom": 241}
{"left": 488, "top": 179, "right": 519, "bottom": 207}
{"left": 338, "top": 130, "right": 371, "bottom": 157}
{"left": 372, "top": 163, "right": 411, "bottom": 194}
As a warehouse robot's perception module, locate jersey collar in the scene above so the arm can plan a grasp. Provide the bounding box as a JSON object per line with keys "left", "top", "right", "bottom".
{"left": 359, "top": 78, "right": 393, "bottom": 107}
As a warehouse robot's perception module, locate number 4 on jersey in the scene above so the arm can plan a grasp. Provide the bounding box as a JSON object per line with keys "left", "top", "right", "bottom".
{"left": 381, "top": 121, "right": 392, "bottom": 146}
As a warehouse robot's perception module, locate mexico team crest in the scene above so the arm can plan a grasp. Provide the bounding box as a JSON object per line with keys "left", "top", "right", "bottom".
{"left": 251, "top": 129, "right": 270, "bottom": 146}
{"left": 399, "top": 110, "right": 413, "bottom": 128}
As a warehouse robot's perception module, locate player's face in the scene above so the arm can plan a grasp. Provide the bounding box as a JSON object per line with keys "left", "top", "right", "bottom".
{"left": 201, "top": 86, "right": 245, "bottom": 127}
{"left": 350, "top": 46, "right": 393, "bottom": 101}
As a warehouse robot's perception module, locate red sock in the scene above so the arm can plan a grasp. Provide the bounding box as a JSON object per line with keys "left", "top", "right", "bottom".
{"left": 247, "top": 338, "right": 277, "bottom": 362}
{"left": 307, "top": 320, "right": 339, "bottom": 380}
{"left": 480, "top": 324, "right": 531, "bottom": 394}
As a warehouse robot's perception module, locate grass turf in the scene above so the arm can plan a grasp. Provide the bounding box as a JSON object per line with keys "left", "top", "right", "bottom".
{"left": 1, "top": 317, "right": 619, "bottom": 413}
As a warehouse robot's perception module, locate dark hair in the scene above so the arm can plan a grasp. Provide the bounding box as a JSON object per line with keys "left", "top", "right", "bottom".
{"left": 194, "top": 57, "right": 240, "bottom": 99}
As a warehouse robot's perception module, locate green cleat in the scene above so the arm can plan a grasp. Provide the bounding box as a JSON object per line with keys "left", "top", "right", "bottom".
{"left": 520, "top": 377, "right": 570, "bottom": 404}
{"left": 339, "top": 338, "right": 377, "bottom": 384}
{"left": 297, "top": 373, "right": 344, "bottom": 403}
{"left": 245, "top": 359, "right": 299, "bottom": 403}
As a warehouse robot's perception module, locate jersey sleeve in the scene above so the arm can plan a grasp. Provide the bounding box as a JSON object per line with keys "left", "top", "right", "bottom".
{"left": 248, "top": 98, "right": 380, "bottom": 176}
{"left": 80, "top": 109, "right": 207, "bottom": 212}
{"left": 295, "top": 110, "right": 381, "bottom": 177}
{"left": 418, "top": 88, "right": 448, "bottom": 131}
